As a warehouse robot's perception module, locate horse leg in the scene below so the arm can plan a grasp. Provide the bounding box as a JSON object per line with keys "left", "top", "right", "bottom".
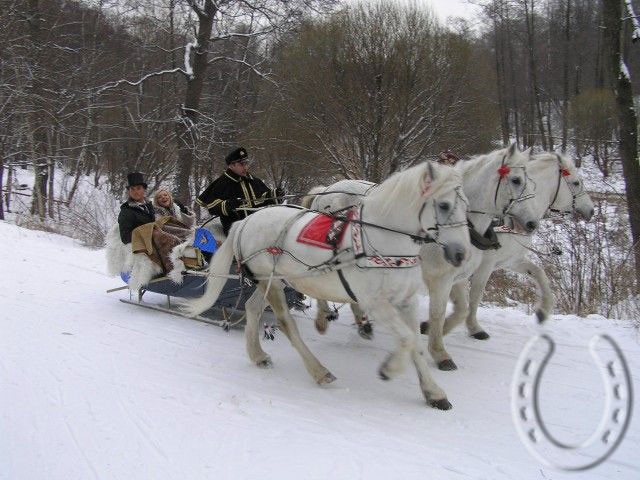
{"left": 442, "top": 281, "right": 470, "bottom": 336}
{"left": 395, "top": 296, "right": 451, "bottom": 410}
{"left": 359, "top": 299, "right": 410, "bottom": 380}
{"left": 265, "top": 283, "right": 336, "bottom": 385}
{"left": 314, "top": 299, "right": 337, "bottom": 334}
{"left": 423, "top": 276, "right": 458, "bottom": 371}
{"left": 510, "top": 260, "right": 554, "bottom": 323}
{"left": 351, "top": 303, "right": 373, "bottom": 339}
{"left": 466, "top": 262, "right": 494, "bottom": 340}
{"left": 244, "top": 287, "right": 272, "bottom": 367}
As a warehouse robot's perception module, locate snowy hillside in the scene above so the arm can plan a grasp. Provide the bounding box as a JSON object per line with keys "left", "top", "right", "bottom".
{"left": 0, "top": 220, "right": 638, "bottom": 480}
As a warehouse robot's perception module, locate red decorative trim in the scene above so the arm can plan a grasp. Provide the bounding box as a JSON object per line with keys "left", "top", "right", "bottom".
{"left": 561, "top": 168, "right": 571, "bottom": 177}
{"left": 266, "top": 247, "right": 283, "bottom": 255}
{"left": 297, "top": 213, "right": 350, "bottom": 250}
{"left": 498, "top": 165, "right": 511, "bottom": 178}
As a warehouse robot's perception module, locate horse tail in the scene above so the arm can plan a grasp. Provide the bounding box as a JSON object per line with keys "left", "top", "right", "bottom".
{"left": 300, "top": 186, "right": 326, "bottom": 210}
{"left": 182, "top": 222, "right": 239, "bottom": 317}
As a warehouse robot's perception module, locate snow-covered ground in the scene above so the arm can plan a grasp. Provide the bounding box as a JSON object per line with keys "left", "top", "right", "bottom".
{"left": 0, "top": 221, "right": 639, "bottom": 480}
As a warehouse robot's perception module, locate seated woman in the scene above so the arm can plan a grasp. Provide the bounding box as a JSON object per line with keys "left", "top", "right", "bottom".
{"left": 153, "top": 189, "right": 195, "bottom": 228}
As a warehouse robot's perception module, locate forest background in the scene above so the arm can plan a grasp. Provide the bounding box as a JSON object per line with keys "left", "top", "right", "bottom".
{"left": 1, "top": 0, "right": 638, "bottom": 318}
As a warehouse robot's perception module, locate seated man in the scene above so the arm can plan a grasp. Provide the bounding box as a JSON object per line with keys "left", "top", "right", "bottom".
{"left": 196, "top": 147, "right": 306, "bottom": 310}
{"left": 118, "top": 172, "right": 155, "bottom": 245}
{"left": 196, "top": 146, "right": 284, "bottom": 236}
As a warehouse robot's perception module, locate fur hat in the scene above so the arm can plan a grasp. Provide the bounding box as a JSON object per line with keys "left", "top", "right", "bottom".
{"left": 127, "top": 172, "right": 147, "bottom": 189}
{"left": 225, "top": 147, "right": 248, "bottom": 165}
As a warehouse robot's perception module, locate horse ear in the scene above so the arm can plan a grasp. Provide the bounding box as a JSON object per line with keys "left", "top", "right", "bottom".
{"left": 523, "top": 146, "right": 533, "bottom": 157}
{"left": 422, "top": 161, "right": 435, "bottom": 197}
{"left": 507, "top": 142, "right": 518, "bottom": 158}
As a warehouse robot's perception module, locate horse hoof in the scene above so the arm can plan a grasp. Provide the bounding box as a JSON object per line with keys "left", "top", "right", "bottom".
{"left": 420, "top": 321, "right": 429, "bottom": 334}
{"left": 535, "top": 309, "right": 548, "bottom": 323}
{"left": 430, "top": 398, "right": 452, "bottom": 410}
{"left": 437, "top": 359, "right": 458, "bottom": 371}
{"left": 257, "top": 358, "right": 273, "bottom": 368}
{"left": 327, "top": 312, "right": 339, "bottom": 322}
{"left": 315, "top": 319, "right": 328, "bottom": 334}
{"left": 378, "top": 369, "right": 390, "bottom": 381}
{"left": 471, "top": 331, "right": 490, "bottom": 340}
{"left": 317, "top": 372, "right": 337, "bottom": 385}
{"left": 357, "top": 323, "right": 373, "bottom": 340}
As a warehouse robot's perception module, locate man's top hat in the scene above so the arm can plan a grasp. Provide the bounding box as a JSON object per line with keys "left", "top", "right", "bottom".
{"left": 127, "top": 172, "right": 147, "bottom": 189}
{"left": 225, "top": 147, "right": 248, "bottom": 165}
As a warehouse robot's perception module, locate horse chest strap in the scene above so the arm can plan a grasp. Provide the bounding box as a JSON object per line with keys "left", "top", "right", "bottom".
{"left": 337, "top": 269, "right": 358, "bottom": 302}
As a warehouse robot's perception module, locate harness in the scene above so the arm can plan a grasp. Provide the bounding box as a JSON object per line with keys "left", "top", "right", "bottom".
{"left": 547, "top": 156, "right": 587, "bottom": 217}
{"left": 231, "top": 192, "right": 467, "bottom": 302}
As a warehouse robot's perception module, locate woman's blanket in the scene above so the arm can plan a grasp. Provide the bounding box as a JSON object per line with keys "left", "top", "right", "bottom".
{"left": 106, "top": 219, "right": 199, "bottom": 291}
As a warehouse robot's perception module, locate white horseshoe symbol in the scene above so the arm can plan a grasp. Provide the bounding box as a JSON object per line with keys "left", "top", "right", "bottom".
{"left": 511, "top": 334, "right": 633, "bottom": 471}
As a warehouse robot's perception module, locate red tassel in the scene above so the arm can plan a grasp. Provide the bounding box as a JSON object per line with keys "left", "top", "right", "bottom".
{"left": 561, "top": 168, "right": 571, "bottom": 177}
{"left": 498, "top": 165, "right": 511, "bottom": 178}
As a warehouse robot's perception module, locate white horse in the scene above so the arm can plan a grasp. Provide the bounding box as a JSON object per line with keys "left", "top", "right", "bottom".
{"left": 185, "top": 161, "right": 470, "bottom": 410}
{"left": 435, "top": 152, "right": 594, "bottom": 343}
{"left": 303, "top": 144, "right": 542, "bottom": 370}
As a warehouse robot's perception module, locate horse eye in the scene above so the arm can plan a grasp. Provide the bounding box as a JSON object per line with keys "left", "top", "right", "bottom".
{"left": 573, "top": 181, "right": 580, "bottom": 187}
{"left": 511, "top": 177, "right": 522, "bottom": 186}
{"left": 438, "top": 202, "right": 450, "bottom": 212}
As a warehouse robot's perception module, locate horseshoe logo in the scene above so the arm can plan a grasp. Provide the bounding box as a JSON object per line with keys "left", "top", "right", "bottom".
{"left": 511, "top": 334, "right": 633, "bottom": 471}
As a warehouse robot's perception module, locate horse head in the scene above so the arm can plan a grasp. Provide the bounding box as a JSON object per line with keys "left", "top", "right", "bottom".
{"left": 549, "top": 153, "right": 594, "bottom": 221}
{"left": 420, "top": 161, "right": 471, "bottom": 267}
{"left": 494, "top": 143, "right": 539, "bottom": 234}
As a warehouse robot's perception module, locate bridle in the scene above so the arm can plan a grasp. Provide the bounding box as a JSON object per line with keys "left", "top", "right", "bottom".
{"left": 466, "top": 154, "right": 536, "bottom": 231}
{"left": 547, "top": 155, "right": 587, "bottom": 217}
{"left": 417, "top": 186, "right": 469, "bottom": 247}
{"left": 492, "top": 154, "right": 536, "bottom": 219}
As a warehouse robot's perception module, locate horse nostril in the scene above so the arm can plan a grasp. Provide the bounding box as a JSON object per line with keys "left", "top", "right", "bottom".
{"left": 455, "top": 250, "right": 465, "bottom": 264}
{"left": 525, "top": 221, "right": 538, "bottom": 232}
{"left": 588, "top": 208, "right": 594, "bottom": 220}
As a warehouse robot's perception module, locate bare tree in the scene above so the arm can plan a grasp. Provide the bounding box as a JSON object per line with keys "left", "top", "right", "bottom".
{"left": 602, "top": 0, "right": 640, "bottom": 290}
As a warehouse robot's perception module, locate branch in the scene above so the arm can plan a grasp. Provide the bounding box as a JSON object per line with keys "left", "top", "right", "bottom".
{"left": 94, "top": 68, "right": 188, "bottom": 95}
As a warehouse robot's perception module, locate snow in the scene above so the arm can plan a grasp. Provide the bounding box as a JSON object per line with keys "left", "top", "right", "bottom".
{"left": 625, "top": 0, "right": 640, "bottom": 42}
{"left": 1, "top": 220, "right": 639, "bottom": 480}
{"left": 620, "top": 58, "right": 631, "bottom": 82}
{"left": 184, "top": 41, "right": 197, "bottom": 79}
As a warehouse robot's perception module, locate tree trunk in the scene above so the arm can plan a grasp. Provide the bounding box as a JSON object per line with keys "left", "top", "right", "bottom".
{"left": 5, "top": 163, "right": 13, "bottom": 213}
{"left": 0, "top": 148, "right": 4, "bottom": 221}
{"left": 506, "top": 9, "right": 521, "bottom": 146}
{"left": 602, "top": 0, "right": 640, "bottom": 291}
{"left": 26, "top": 0, "right": 48, "bottom": 220}
{"left": 561, "top": 0, "right": 572, "bottom": 152}
{"left": 494, "top": 15, "right": 511, "bottom": 145}
{"left": 524, "top": 0, "right": 548, "bottom": 149}
{"left": 174, "top": 0, "right": 217, "bottom": 204}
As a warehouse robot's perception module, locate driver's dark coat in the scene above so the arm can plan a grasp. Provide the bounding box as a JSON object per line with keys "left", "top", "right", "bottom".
{"left": 196, "top": 169, "right": 279, "bottom": 235}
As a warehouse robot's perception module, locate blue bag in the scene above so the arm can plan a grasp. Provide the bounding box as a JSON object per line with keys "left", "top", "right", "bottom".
{"left": 193, "top": 228, "right": 218, "bottom": 254}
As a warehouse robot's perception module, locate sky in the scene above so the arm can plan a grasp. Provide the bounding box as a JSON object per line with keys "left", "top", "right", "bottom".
{"left": 427, "top": 0, "right": 478, "bottom": 21}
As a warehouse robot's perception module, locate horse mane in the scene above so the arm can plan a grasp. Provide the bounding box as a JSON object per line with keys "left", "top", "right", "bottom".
{"left": 366, "top": 162, "right": 461, "bottom": 215}
{"left": 531, "top": 151, "right": 576, "bottom": 172}
{"left": 301, "top": 185, "right": 327, "bottom": 209}
{"left": 461, "top": 146, "right": 530, "bottom": 179}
